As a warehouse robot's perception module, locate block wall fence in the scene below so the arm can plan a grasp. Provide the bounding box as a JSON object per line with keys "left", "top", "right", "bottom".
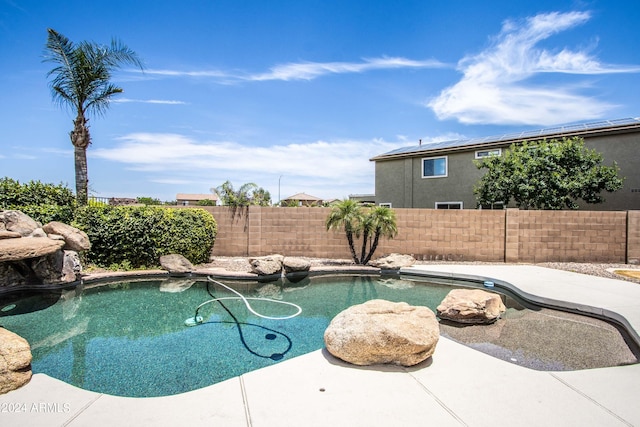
{"left": 184, "top": 207, "right": 640, "bottom": 264}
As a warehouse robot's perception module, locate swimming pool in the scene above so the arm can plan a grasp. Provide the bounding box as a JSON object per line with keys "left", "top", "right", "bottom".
{"left": 0, "top": 274, "right": 637, "bottom": 397}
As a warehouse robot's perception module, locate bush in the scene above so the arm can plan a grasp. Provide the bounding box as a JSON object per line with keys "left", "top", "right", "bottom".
{"left": 16, "top": 204, "right": 76, "bottom": 224}
{"left": 73, "top": 206, "right": 217, "bottom": 268}
{"left": 0, "top": 177, "right": 75, "bottom": 208}
{"left": 1, "top": 177, "right": 77, "bottom": 223}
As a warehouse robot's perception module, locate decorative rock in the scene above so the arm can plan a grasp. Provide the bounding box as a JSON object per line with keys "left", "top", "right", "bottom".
{"left": 283, "top": 257, "right": 311, "bottom": 274}
{"left": 159, "top": 254, "right": 194, "bottom": 274}
{"left": 32, "top": 250, "right": 82, "bottom": 284}
{"left": 0, "top": 230, "right": 21, "bottom": 239}
{"left": 0, "top": 210, "right": 40, "bottom": 236}
{"left": 437, "top": 289, "right": 506, "bottom": 324}
{"left": 42, "top": 221, "right": 91, "bottom": 251}
{"left": 249, "top": 254, "right": 284, "bottom": 276}
{"left": 0, "top": 237, "right": 65, "bottom": 262}
{"left": 324, "top": 299, "right": 439, "bottom": 366}
{"left": 0, "top": 328, "right": 32, "bottom": 394}
{"left": 368, "top": 253, "right": 416, "bottom": 269}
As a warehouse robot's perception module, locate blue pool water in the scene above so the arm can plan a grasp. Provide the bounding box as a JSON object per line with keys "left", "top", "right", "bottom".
{"left": 0, "top": 274, "right": 636, "bottom": 397}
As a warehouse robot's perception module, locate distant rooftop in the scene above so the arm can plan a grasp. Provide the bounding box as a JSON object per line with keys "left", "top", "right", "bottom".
{"left": 372, "top": 117, "right": 640, "bottom": 161}
{"left": 176, "top": 193, "right": 218, "bottom": 201}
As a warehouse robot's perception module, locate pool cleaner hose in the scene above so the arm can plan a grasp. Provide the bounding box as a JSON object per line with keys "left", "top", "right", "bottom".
{"left": 184, "top": 277, "right": 302, "bottom": 326}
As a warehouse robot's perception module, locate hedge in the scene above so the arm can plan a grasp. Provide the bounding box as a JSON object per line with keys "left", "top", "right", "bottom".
{"left": 73, "top": 206, "right": 217, "bottom": 268}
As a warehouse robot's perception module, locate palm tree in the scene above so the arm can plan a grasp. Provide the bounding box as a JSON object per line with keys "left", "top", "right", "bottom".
{"left": 361, "top": 206, "right": 398, "bottom": 265}
{"left": 44, "top": 28, "right": 144, "bottom": 206}
{"left": 212, "top": 181, "right": 271, "bottom": 206}
{"left": 325, "top": 199, "right": 364, "bottom": 264}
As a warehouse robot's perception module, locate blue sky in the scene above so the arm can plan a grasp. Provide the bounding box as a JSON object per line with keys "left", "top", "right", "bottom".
{"left": 1, "top": 0, "right": 639, "bottom": 203}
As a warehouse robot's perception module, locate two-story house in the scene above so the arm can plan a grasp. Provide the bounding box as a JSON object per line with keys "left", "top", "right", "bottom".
{"left": 370, "top": 117, "right": 640, "bottom": 210}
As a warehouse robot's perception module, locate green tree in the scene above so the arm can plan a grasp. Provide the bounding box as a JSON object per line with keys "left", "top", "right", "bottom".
{"left": 326, "top": 200, "right": 398, "bottom": 265}
{"left": 44, "top": 29, "right": 144, "bottom": 206}
{"left": 361, "top": 206, "right": 398, "bottom": 265}
{"left": 212, "top": 181, "right": 272, "bottom": 206}
{"left": 474, "top": 137, "right": 624, "bottom": 210}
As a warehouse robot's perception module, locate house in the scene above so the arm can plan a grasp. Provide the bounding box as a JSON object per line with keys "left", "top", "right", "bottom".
{"left": 176, "top": 193, "right": 218, "bottom": 206}
{"left": 370, "top": 118, "right": 640, "bottom": 210}
{"left": 281, "top": 192, "right": 323, "bottom": 207}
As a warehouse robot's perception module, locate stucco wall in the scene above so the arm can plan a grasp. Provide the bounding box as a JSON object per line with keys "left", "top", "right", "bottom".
{"left": 193, "top": 206, "right": 637, "bottom": 263}
{"left": 374, "top": 129, "right": 640, "bottom": 210}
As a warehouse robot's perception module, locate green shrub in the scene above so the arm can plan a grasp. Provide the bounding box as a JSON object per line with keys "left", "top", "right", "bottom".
{"left": 15, "top": 204, "right": 76, "bottom": 224}
{"left": 73, "top": 206, "right": 217, "bottom": 268}
{"left": 0, "top": 177, "right": 76, "bottom": 208}
{"left": 1, "top": 177, "right": 76, "bottom": 223}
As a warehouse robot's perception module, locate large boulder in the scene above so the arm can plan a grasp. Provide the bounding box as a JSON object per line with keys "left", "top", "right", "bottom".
{"left": 0, "top": 210, "right": 40, "bottom": 236}
{"left": 324, "top": 299, "right": 439, "bottom": 366}
{"left": 0, "top": 237, "right": 65, "bottom": 262}
{"left": 249, "top": 254, "right": 284, "bottom": 276}
{"left": 160, "top": 254, "right": 194, "bottom": 274}
{"left": 437, "top": 289, "right": 506, "bottom": 324}
{"left": 0, "top": 328, "right": 32, "bottom": 394}
{"left": 42, "top": 221, "right": 91, "bottom": 251}
{"left": 32, "top": 250, "right": 82, "bottom": 284}
{"left": 368, "top": 253, "right": 416, "bottom": 269}
{"left": 283, "top": 257, "right": 311, "bottom": 274}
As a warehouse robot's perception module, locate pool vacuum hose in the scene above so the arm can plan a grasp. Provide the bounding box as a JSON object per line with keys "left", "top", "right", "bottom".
{"left": 184, "top": 277, "right": 302, "bottom": 326}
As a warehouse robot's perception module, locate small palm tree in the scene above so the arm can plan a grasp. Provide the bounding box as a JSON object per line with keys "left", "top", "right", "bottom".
{"left": 325, "top": 199, "right": 364, "bottom": 264}
{"left": 44, "top": 28, "right": 144, "bottom": 206}
{"left": 326, "top": 201, "right": 398, "bottom": 265}
{"left": 361, "top": 206, "right": 398, "bottom": 265}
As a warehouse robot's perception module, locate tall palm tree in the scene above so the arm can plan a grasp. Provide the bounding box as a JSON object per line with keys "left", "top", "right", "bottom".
{"left": 44, "top": 28, "right": 144, "bottom": 205}
{"left": 325, "top": 199, "right": 364, "bottom": 264}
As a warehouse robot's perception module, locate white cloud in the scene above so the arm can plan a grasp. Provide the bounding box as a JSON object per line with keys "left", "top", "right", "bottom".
{"left": 428, "top": 11, "right": 640, "bottom": 126}
{"left": 248, "top": 57, "right": 445, "bottom": 81}
{"left": 141, "top": 56, "right": 445, "bottom": 84}
{"left": 91, "top": 133, "right": 401, "bottom": 199}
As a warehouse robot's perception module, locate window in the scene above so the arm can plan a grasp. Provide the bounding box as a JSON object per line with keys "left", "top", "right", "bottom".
{"left": 435, "top": 202, "right": 462, "bottom": 209}
{"left": 379, "top": 203, "right": 392, "bottom": 208}
{"left": 475, "top": 148, "right": 502, "bottom": 159}
{"left": 479, "top": 202, "right": 504, "bottom": 210}
{"left": 422, "top": 156, "right": 447, "bottom": 178}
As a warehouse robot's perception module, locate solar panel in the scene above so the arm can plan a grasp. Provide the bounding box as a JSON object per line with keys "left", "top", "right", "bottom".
{"left": 375, "top": 117, "right": 640, "bottom": 159}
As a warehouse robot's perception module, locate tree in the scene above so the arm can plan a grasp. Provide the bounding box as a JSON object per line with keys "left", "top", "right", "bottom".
{"left": 360, "top": 206, "right": 398, "bottom": 265}
{"left": 212, "top": 181, "right": 272, "bottom": 206}
{"left": 474, "top": 137, "right": 624, "bottom": 210}
{"left": 326, "top": 200, "right": 398, "bottom": 265}
{"left": 44, "top": 29, "right": 144, "bottom": 206}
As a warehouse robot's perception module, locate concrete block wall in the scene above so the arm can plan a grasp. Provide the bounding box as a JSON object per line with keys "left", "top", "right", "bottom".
{"left": 508, "top": 210, "right": 628, "bottom": 263}
{"left": 375, "top": 209, "right": 505, "bottom": 261}
{"left": 628, "top": 211, "right": 640, "bottom": 264}
{"left": 187, "top": 206, "right": 637, "bottom": 263}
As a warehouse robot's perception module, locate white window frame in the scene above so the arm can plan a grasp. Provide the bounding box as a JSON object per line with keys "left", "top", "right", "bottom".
{"left": 421, "top": 156, "right": 448, "bottom": 178}
{"left": 475, "top": 148, "right": 502, "bottom": 159}
{"left": 379, "top": 202, "right": 392, "bottom": 208}
{"left": 435, "top": 201, "right": 463, "bottom": 209}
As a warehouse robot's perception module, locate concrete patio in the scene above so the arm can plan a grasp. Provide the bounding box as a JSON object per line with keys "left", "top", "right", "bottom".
{"left": 1, "top": 264, "right": 639, "bottom": 426}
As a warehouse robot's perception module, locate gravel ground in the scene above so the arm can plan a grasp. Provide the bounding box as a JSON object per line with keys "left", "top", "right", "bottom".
{"left": 203, "top": 257, "right": 640, "bottom": 285}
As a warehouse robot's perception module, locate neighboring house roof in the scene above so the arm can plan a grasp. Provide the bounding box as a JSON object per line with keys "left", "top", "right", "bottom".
{"left": 176, "top": 193, "right": 219, "bottom": 201}
{"left": 282, "top": 192, "right": 323, "bottom": 201}
{"left": 371, "top": 117, "right": 640, "bottom": 161}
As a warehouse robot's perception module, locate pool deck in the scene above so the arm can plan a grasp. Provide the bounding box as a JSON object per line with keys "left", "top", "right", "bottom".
{"left": 2, "top": 264, "right": 640, "bottom": 427}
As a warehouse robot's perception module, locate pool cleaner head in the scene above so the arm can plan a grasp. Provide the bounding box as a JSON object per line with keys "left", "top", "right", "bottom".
{"left": 184, "top": 316, "right": 204, "bottom": 327}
